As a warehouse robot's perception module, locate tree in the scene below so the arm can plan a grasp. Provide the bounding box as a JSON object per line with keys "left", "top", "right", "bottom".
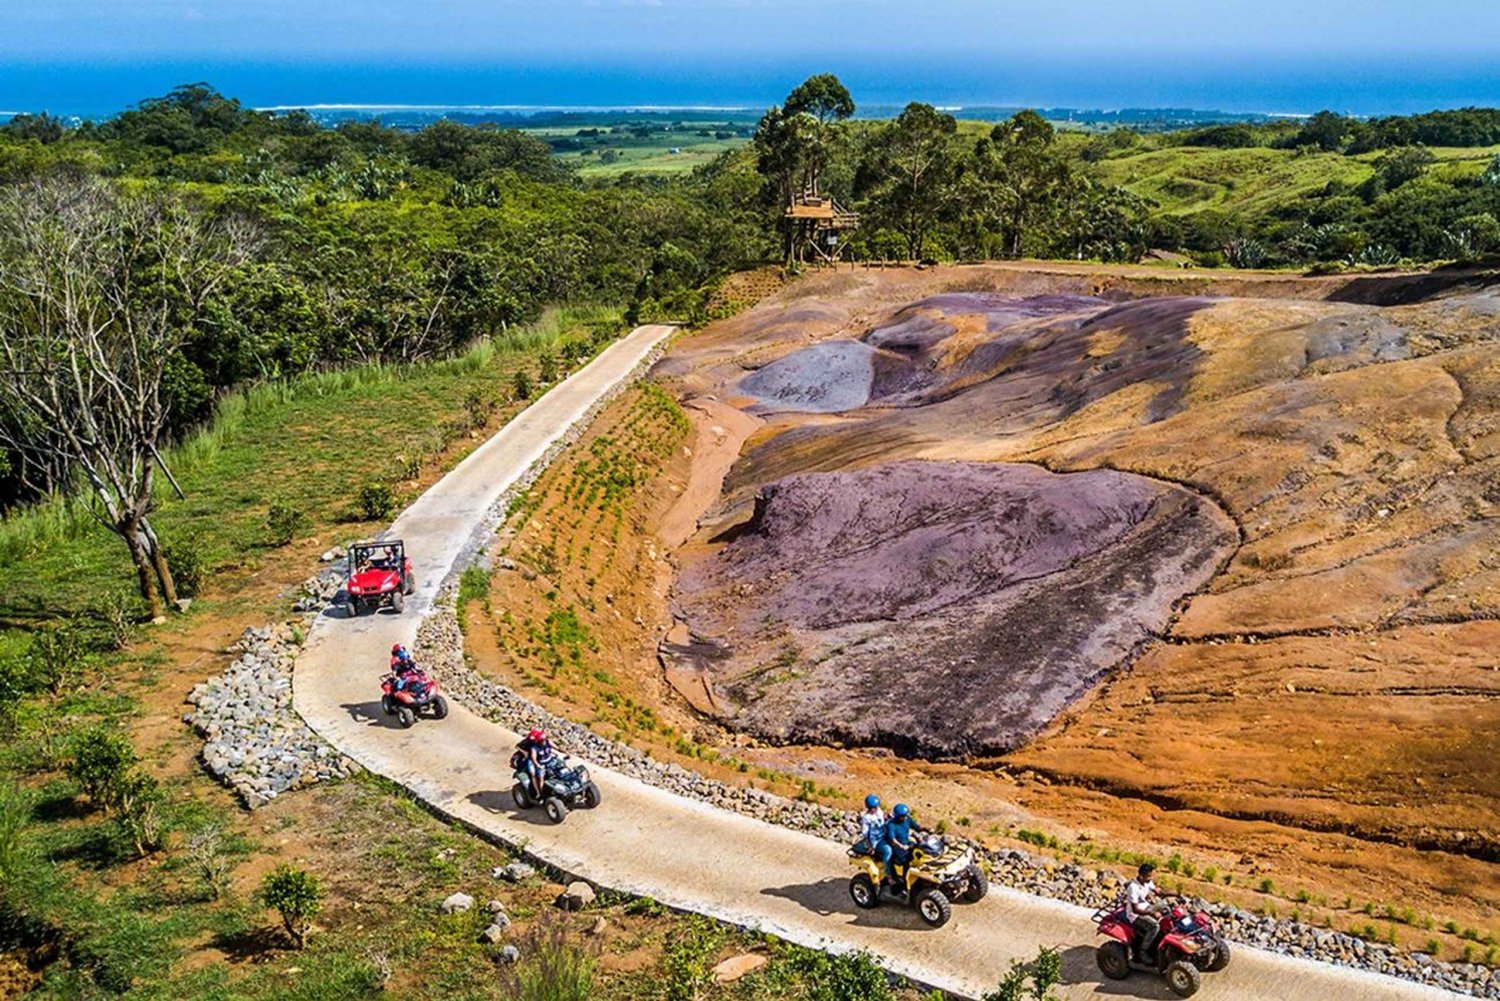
{"left": 261, "top": 864, "right": 324, "bottom": 948}
{"left": 863, "top": 103, "right": 960, "bottom": 259}
{"left": 0, "top": 176, "right": 260, "bottom": 617}
{"left": 1295, "top": 110, "right": 1353, "bottom": 152}
{"left": 784, "top": 74, "right": 855, "bottom": 125}
{"left": 970, "top": 111, "right": 1073, "bottom": 259}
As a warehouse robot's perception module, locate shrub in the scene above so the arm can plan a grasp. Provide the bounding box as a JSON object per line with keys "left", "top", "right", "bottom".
{"left": 261, "top": 864, "right": 324, "bottom": 948}
{"left": 30, "top": 625, "right": 87, "bottom": 695}
{"left": 498, "top": 916, "right": 598, "bottom": 1001}
{"left": 981, "top": 946, "right": 1063, "bottom": 1001}
{"left": 538, "top": 352, "right": 558, "bottom": 384}
{"left": 357, "top": 482, "right": 395, "bottom": 521}
{"left": 1258, "top": 877, "right": 1275, "bottom": 894}
{"left": 780, "top": 947, "right": 893, "bottom": 1001}
{"left": 113, "top": 770, "right": 166, "bottom": 858}
{"left": 185, "top": 824, "right": 233, "bottom": 900}
{"left": 265, "top": 504, "right": 307, "bottom": 546}
{"left": 459, "top": 565, "right": 491, "bottom": 605}
{"left": 662, "top": 915, "right": 726, "bottom": 1001}
{"left": 67, "top": 728, "right": 138, "bottom": 812}
{"left": 512, "top": 370, "right": 534, "bottom": 401}
{"left": 0, "top": 649, "right": 38, "bottom": 732}
{"left": 463, "top": 388, "right": 493, "bottom": 430}
{"left": 164, "top": 537, "right": 206, "bottom": 599}
{"left": 1425, "top": 939, "right": 1442, "bottom": 955}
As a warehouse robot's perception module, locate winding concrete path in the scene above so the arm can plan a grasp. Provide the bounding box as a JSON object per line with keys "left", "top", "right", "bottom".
{"left": 293, "top": 323, "right": 1459, "bottom": 1000}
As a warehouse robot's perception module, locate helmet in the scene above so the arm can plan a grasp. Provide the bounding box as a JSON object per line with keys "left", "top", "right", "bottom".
{"left": 391, "top": 643, "right": 403, "bottom": 655}
{"left": 527, "top": 728, "right": 547, "bottom": 743}
{"left": 893, "top": 803, "right": 910, "bottom": 818}
{"left": 1138, "top": 862, "right": 1157, "bottom": 878}
{"left": 864, "top": 794, "right": 881, "bottom": 809}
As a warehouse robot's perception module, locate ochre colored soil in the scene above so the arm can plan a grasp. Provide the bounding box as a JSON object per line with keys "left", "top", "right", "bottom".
{"left": 468, "top": 262, "right": 1500, "bottom": 945}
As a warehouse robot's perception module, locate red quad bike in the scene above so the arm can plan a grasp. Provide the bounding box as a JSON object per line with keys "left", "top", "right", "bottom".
{"left": 346, "top": 539, "right": 415, "bottom": 616}
{"left": 1093, "top": 896, "right": 1231, "bottom": 998}
{"left": 380, "top": 670, "right": 448, "bottom": 728}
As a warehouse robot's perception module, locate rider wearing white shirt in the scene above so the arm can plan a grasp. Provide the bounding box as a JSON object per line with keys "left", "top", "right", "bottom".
{"left": 1125, "top": 862, "right": 1162, "bottom": 960}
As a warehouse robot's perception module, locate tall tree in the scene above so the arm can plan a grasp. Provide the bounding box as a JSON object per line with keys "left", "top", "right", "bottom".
{"left": 970, "top": 111, "right": 1073, "bottom": 258}
{"left": 0, "top": 176, "right": 260, "bottom": 617}
{"left": 863, "top": 103, "right": 960, "bottom": 259}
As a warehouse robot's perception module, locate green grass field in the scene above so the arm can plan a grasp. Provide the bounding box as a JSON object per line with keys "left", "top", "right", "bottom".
{"left": 526, "top": 124, "right": 749, "bottom": 178}
{"left": 0, "top": 306, "right": 623, "bottom": 625}
{"left": 1084, "top": 141, "right": 1500, "bottom": 217}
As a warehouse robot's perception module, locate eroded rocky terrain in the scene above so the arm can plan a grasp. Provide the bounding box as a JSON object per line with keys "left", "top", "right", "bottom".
{"left": 656, "top": 263, "right": 1500, "bottom": 867}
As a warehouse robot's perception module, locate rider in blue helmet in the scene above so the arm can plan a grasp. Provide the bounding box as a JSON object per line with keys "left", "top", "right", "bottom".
{"left": 858, "top": 794, "right": 891, "bottom": 870}
{"left": 882, "top": 802, "right": 924, "bottom": 890}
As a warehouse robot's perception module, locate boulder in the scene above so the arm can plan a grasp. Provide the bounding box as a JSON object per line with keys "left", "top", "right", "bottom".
{"left": 556, "top": 881, "right": 595, "bottom": 911}
{"left": 479, "top": 915, "right": 511, "bottom": 943}
{"left": 441, "top": 892, "right": 475, "bottom": 914}
{"left": 713, "top": 954, "right": 768, "bottom": 984}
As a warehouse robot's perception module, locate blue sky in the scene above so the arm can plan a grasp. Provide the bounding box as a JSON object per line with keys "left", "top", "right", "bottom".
{"left": 4, "top": 1, "right": 1500, "bottom": 115}
{"left": 8, "top": 0, "right": 1499, "bottom": 61}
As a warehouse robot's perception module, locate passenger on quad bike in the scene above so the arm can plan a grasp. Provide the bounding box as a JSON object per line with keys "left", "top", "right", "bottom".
{"left": 857, "top": 794, "right": 891, "bottom": 870}
{"left": 517, "top": 728, "right": 558, "bottom": 799}
{"left": 1127, "top": 863, "right": 1162, "bottom": 961}
{"left": 883, "top": 803, "right": 925, "bottom": 889}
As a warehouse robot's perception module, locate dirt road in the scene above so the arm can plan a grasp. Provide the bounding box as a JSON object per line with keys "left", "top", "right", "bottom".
{"left": 292, "top": 322, "right": 1459, "bottom": 1000}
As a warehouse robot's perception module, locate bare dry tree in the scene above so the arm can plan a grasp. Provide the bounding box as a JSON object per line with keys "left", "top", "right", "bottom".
{"left": 0, "top": 174, "right": 260, "bottom": 618}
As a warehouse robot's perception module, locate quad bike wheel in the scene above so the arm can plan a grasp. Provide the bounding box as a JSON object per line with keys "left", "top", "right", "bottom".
{"left": 544, "top": 797, "right": 569, "bottom": 824}
{"left": 396, "top": 705, "right": 415, "bottom": 729}
{"left": 581, "top": 781, "right": 601, "bottom": 809}
{"left": 1205, "top": 939, "right": 1231, "bottom": 972}
{"left": 512, "top": 783, "right": 534, "bottom": 810}
{"left": 849, "top": 873, "right": 879, "bottom": 910}
{"left": 1164, "top": 960, "right": 1202, "bottom": 998}
{"left": 381, "top": 694, "right": 396, "bottom": 716}
{"left": 391, "top": 589, "right": 405, "bottom": 613}
{"left": 960, "top": 863, "right": 989, "bottom": 903}
{"left": 914, "top": 887, "right": 952, "bottom": 928}
{"left": 1096, "top": 941, "right": 1131, "bottom": 980}
{"left": 431, "top": 695, "right": 449, "bottom": 720}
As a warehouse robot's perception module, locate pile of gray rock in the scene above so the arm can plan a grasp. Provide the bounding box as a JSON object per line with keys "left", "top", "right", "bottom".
{"left": 293, "top": 567, "right": 345, "bottom": 613}
{"left": 184, "top": 623, "right": 360, "bottom": 808}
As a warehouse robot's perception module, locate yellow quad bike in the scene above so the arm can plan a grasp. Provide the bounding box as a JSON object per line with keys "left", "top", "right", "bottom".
{"left": 847, "top": 835, "right": 988, "bottom": 927}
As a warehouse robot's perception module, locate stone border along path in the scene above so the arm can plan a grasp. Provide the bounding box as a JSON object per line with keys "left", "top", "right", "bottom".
{"left": 179, "top": 319, "right": 1471, "bottom": 1001}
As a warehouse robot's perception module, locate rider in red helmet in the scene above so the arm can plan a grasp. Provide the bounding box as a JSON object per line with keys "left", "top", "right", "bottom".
{"left": 389, "top": 644, "right": 425, "bottom": 696}
{"left": 518, "top": 727, "right": 557, "bottom": 799}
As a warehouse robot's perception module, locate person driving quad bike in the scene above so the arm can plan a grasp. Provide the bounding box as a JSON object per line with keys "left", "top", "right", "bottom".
{"left": 517, "top": 728, "right": 559, "bottom": 799}
{"left": 882, "top": 803, "right": 926, "bottom": 890}
{"left": 858, "top": 794, "right": 892, "bottom": 870}
{"left": 389, "top": 644, "right": 427, "bottom": 697}
{"left": 1126, "top": 862, "right": 1162, "bottom": 961}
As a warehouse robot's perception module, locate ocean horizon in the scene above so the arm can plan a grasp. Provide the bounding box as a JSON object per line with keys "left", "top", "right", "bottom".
{"left": 4, "top": 53, "right": 1500, "bottom": 121}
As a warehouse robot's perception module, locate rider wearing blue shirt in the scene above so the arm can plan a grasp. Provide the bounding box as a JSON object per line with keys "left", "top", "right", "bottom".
{"left": 883, "top": 803, "right": 923, "bottom": 888}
